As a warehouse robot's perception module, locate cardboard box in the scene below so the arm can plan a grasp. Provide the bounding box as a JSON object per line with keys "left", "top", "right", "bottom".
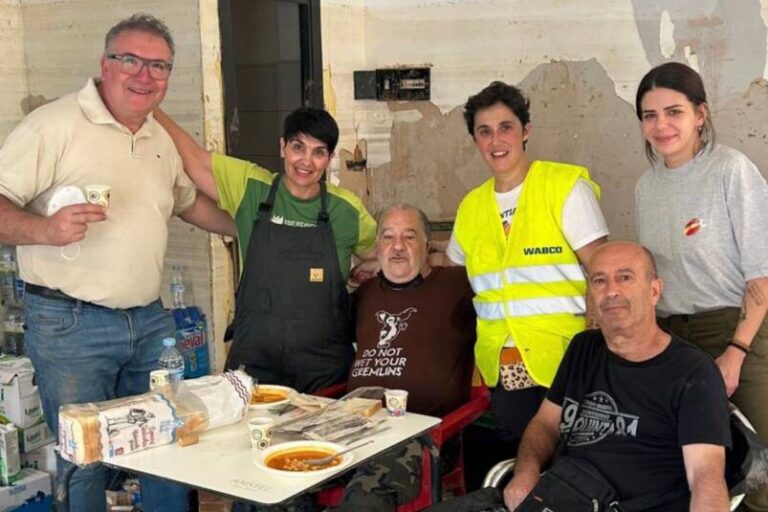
{"left": 16, "top": 423, "right": 53, "bottom": 454}
{"left": 0, "top": 424, "right": 20, "bottom": 486}
{"left": 0, "top": 358, "right": 44, "bottom": 429}
{"left": 0, "top": 469, "right": 52, "bottom": 512}
{"left": 19, "top": 443, "right": 55, "bottom": 477}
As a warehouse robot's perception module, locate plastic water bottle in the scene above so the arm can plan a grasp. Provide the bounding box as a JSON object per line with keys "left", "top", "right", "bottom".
{"left": 158, "top": 337, "right": 184, "bottom": 383}
{"left": 3, "top": 306, "right": 24, "bottom": 356}
{"left": 0, "top": 273, "right": 15, "bottom": 306}
{"left": 0, "top": 246, "right": 15, "bottom": 273}
{"left": 0, "top": 246, "right": 17, "bottom": 307}
{"left": 170, "top": 264, "right": 185, "bottom": 310}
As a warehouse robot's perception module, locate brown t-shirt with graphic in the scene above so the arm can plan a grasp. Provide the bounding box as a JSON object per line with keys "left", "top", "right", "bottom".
{"left": 348, "top": 267, "right": 476, "bottom": 417}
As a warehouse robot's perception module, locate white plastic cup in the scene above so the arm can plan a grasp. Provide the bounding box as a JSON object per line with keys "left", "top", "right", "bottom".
{"left": 247, "top": 417, "right": 275, "bottom": 450}
{"left": 384, "top": 389, "right": 408, "bottom": 418}
{"left": 85, "top": 184, "right": 111, "bottom": 208}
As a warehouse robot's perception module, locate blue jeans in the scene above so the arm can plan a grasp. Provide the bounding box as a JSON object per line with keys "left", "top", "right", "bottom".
{"left": 24, "top": 292, "right": 188, "bottom": 512}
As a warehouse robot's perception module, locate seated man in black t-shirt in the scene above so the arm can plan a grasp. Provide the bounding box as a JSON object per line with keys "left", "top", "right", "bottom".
{"left": 504, "top": 241, "right": 731, "bottom": 512}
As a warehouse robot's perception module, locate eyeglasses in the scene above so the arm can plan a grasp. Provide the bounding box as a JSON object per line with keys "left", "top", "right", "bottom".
{"left": 105, "top": 53, "right": 173, "bottom": 80}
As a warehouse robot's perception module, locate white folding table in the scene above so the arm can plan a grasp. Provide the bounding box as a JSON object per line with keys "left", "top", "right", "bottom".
{"left": 107, "top": 409, "right": 441, "bottom": 505}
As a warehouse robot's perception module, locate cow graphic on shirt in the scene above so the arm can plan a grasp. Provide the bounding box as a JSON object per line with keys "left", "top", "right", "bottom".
{"left": 375, "top": 307, "right": 417, "bottom": 348}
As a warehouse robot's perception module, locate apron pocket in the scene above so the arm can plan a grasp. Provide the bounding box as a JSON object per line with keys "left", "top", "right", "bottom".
{"left": 239, "top": 287, "right": 271, "bottom": 312}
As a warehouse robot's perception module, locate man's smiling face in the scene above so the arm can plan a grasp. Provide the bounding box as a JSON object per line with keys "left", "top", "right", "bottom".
{"left": 99, "top": 29, "right": 172, "bottom": 131}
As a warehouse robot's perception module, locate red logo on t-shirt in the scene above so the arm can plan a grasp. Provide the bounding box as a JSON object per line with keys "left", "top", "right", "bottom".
{"left": 684, "top": 218, "right": 704, "bottom": 237}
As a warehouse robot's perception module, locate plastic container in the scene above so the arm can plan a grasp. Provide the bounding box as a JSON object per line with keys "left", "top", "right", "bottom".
{"left": 158, "top": 337, "right": 184, "bottom": 383}
{"left": 2, "top": 306, "right": 25, "bottom": 356}
{"left": 170, "top": 264, "right": 185, "bottom": 310}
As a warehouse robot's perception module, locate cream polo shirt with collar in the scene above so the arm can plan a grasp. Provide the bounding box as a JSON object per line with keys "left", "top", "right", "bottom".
{"left": 0, "top": 78, "right": 196, "bottom": 309}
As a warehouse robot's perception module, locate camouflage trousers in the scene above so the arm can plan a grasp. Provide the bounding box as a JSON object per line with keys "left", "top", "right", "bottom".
{"left": 336, "top": 436, "right": 432, "bottom": 512}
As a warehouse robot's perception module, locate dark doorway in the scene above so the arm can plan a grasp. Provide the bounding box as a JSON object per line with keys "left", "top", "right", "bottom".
{"left": 219, "top": 0, "right": 323, "bottom": 172}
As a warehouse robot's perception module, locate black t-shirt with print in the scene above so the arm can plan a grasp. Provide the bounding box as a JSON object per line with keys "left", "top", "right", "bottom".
{"left": 547, "top": 330, "right": 731, "bottom": 510}
{"left": 348, "top": 267, "right": 476, "bottom": 417}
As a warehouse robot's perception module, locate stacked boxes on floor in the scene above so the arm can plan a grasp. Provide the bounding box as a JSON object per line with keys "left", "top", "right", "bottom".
{"left": 0, "top": 357, "right": 54, "bottom": 511}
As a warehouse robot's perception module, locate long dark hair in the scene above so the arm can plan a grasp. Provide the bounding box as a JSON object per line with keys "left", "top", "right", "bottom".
{"left": 635, "top": 62, "right": 715, "bottom": 163}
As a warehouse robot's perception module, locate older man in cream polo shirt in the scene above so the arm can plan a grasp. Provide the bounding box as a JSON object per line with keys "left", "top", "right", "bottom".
{"left": 0, "top": 13, "right": 232, "bottom": 512}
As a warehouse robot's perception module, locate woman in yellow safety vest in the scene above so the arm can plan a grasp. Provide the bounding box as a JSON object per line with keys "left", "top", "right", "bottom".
{"left": 446, "top": 81, "right": 608, "bottom": 455}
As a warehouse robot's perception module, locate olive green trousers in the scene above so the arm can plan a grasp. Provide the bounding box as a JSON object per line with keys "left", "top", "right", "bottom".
{"left": 661, "top": 308, "right": 768, "bottom": 511}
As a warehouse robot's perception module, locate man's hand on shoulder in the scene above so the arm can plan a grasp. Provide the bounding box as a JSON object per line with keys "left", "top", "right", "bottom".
{"left": 43, "top": 203, "right": 106, "bottom": 246}
{"left": 503, "top": 469, "right": 539, "bottom": 511}
{"left": 348, "top": 258, "right": 379, "bottom": 288}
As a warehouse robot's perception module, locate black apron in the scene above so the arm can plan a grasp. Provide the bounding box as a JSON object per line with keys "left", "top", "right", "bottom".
{"left": 225, "top": 175, "right": 355, "bottom": 393}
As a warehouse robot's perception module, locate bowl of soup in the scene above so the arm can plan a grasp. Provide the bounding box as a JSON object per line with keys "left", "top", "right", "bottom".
{"left": 249, "top": 384, "right": 295, "bottom": 410}
{"left": 254, "top": 441, "right": 353, "bottom": 477}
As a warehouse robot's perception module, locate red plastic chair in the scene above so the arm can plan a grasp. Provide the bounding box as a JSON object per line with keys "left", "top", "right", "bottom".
{"left": 313, "top": 383, "right": 490, "bottom": 510}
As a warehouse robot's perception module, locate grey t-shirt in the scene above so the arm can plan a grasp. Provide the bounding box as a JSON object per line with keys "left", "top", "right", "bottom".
{"left": 636, "top": 144, "right": 768, "bottom": 316}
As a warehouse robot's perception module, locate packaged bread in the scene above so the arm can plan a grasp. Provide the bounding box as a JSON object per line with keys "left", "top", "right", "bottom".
{"left": 58, "top": 370, "right": 252, "bottom": 465}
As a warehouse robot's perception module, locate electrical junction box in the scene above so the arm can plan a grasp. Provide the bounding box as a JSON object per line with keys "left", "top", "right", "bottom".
{"left": 354, "top": 67, "right": 431, "bottom": 101}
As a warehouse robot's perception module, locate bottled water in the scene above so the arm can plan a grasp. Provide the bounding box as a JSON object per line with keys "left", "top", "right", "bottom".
{"left": 170, "top": 264, "right": 185, "bottom": 310}
{"left": 158, "top": 337, "right": 184, "bottom": 383}
{"left": 3, "top": 306, "right": 24, "bottom": 356}
{"left": 0, "top": 273, "right": 15, "bottom": 306}
{"left": 0, "top": 246, "right": 15, "bottom": 273}
{"left": 0, "top": 246, "right": 17, "bottom": 307}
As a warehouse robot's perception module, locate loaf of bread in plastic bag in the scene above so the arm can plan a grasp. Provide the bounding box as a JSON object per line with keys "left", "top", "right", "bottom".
{"left": 58, "top": 370, "right": 252, "bottom": 465}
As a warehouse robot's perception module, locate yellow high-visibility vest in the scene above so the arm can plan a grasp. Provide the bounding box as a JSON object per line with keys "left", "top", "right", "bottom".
{"left": 454, "top": 160, "right": 600, "bottom": 387}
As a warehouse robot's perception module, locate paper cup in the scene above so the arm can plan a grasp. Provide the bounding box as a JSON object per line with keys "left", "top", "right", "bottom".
{"left": 385, "top": 389, "right": 408, "bottom": 418}
{"left": 85, "top": 184, "right": 111, "bottom": 208}
{"left": 247, "top": 417, "right": 275, "bottom": 450}
{"left": 149, "top": 370, "right": 170, "bottom": 390}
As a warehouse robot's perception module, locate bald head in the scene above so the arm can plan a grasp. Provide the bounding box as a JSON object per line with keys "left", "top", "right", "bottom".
{"left": 589, "top": 241, "right": 658, "bottom": 281}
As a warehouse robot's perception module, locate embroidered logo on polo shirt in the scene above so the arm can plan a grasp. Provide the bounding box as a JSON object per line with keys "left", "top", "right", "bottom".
{"left": 684, "top": 218, "right": 705, "bottom": 237}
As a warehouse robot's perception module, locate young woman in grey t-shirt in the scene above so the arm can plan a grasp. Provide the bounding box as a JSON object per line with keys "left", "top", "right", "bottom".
{"left": 634, "top": 61, "right": 768, "bottom": 511}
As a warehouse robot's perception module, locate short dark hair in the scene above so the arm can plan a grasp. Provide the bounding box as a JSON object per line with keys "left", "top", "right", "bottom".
{"left": 463, "top": 81, "right": 531, "bottom": 137}
{"left": 635, "top": 62, "right": 715, "bottom": 163}
{"left": 282, "top": 107, "right": 340, "bottom": 154}
{"left": 377, "top": 203, "right": 431, "bottom": 241}
{"left": 105, "top": 13, "right": 175, "bottom": 58}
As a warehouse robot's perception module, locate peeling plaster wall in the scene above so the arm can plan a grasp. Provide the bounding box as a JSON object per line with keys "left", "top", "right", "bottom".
{"left": 0, "top": 0, "right": 25, "bottom": 347}
{"left": 0, "top": 0, "right": 27, "bottom": 140}
{"left": 322, "top": 0, "right": 768, "bottom": 242}
{"left": 5, "top": 0, "right": 230, "bottom": 370}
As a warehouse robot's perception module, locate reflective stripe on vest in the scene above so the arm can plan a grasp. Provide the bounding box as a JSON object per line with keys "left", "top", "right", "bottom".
{"left": 473, "top": 295, "right": 586, "bottom": 319}
{"left": 470, "top": 263, "right": 585, "bottom": 292}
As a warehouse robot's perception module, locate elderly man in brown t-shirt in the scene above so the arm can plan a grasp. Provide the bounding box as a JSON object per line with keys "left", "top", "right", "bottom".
{"left": 339, "top": 203, "right": 476, "bottom": 511}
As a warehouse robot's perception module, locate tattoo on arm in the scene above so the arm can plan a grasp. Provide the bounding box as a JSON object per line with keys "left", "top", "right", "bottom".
{"left": 747, "top": 281, "right": 767, "bottom": 307}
